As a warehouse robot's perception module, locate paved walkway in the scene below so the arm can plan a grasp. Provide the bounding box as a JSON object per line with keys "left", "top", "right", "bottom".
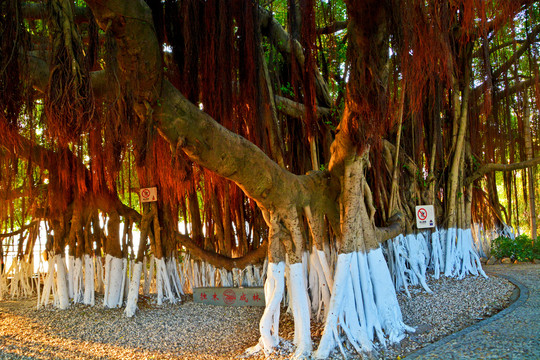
{"left": 404, "top": 264, "right": 540, "bottom": 360}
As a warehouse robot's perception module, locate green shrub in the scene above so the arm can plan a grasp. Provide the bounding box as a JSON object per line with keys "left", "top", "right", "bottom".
{"left": 491, "top": 234, "right": 540, "bottom": 262}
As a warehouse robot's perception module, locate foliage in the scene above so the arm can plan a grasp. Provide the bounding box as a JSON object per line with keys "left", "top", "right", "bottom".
{"left": 491, "top": 234, "right": 540, "bottom": 261}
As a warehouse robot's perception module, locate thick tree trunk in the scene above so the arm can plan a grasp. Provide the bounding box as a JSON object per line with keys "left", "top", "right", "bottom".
{"left": 103, "top": 211, "right": 125, "bottom": 308}
{"left": 257, "top": 42, "right": 285, "bottom": 168}
{"left": 187, "top": 187, "right": 204, "bottom": 246}
{"left": 49, "top": 217, "right": 70, "bottom": 309}
{"left": 388, "top": 84, "right": 406, "bottom": 216}
{"left": 315, "top": 144, "right": 412, "bottom": 358}
{"left": 124, "top": 203, "right": 152, "bottom": 317}
{"left": 92, "top": 213, "right": 105, "bottom": 294}
{"left": 83, "top": 213, "right": 95, "bottom": 306}
{"left": 446, "top": 72, "right": 470, "bottom": 231}
{"left": 83, "top": 2, "right": 403, "bottom": 358}
{"left": 68, "top": 203, "right": 85, "bottom": 303}
{"left": 523, "top": 95, "right": 537, "bottom": 240}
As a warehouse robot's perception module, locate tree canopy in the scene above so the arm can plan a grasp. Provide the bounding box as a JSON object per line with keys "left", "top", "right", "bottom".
{"left": 1, "top": 0, "right": 538, "bottom": 261}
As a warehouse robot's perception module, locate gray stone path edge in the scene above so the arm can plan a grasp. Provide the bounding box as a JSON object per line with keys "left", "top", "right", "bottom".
{"left": 403, "top": 273, "right": 529, "bottom": 360}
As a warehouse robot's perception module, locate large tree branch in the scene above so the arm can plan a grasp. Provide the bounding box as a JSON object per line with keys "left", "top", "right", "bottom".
{"left": 492, "top": 77, "right": 539, "bottom": 103}
{"left": 491, "top": 23, "right": 540, "bottom": 81}
{"left": 28, "top": 53, "right": 111, "bottom": 99}
{"left": 471, "top": 22, "right": 540, "bottom": 101}
{"left": 84, "top": 0, "right": 162, "bottom": 111}
{"left": 84, "top": 0, "right": 348, "bottom": 266}
{"left": 275, "top": 95, "right": 332, "bottom": 118}
{"left": 465, "top": 157, "right": 540, "bottom": 186}
{"left": 0, "top": 221, "right": 39, "bottom": 240}
{"left": 0, "top": 185, "right": 47, "bottom": 202}
{"left": 477, "top": 0, "right": 538, "bottom": 40}
{"left": 85, "top": 0, "right": 307, "bottom": 211}
{"left": 473, "top": 76, "right": 539, "bottom": 112}
{"left": 1, "top": 125, "right": 267, "bottom": 268}
{"left": 259, "top": 8, "right": 332, "bottom": 107}
{"left": 176, "top": 234, "right": 267, "bottom": 271}
{"left": 22, "top": 3, "right": 91, "bottom": 23}
{"left": 157, "top": 81, "right": 307, "bottom": 212}
{"left": 0, "top": 124, "right": 139, "bottom": 220}
{"left": 317, "top": 21, "right": 348, "bottom": 35}
{"left": 376, "top": 212, "right": 405, "bottom": 243}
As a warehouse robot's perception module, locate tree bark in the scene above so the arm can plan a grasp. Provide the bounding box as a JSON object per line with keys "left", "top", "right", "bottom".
{"left": 446, "top": 70, "right": 471, "bottom": 230}
{"left": 465, "top": 157, "right": 540, "bottom": 186}
{"left": 523, "top": 92, "right": 537, "bottom": 240}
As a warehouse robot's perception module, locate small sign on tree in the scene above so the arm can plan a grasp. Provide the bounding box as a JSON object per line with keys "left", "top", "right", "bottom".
{"left": 415, "top": 205, "right": 435, "bottom": 228}
{"left": 140, "top": 187, "right": 158, "bottom": 202}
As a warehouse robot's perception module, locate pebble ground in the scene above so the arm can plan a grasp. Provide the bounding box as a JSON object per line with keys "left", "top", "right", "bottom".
{"left": 404, "top": 263, "right": 540, "bottom": 360}
{"left": 0, "top": 265, "right": 533, "bottom": 360}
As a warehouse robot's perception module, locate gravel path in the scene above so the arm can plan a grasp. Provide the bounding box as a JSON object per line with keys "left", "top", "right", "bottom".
{"left": 0, "top": 270, "right": 517, "bottom": 360}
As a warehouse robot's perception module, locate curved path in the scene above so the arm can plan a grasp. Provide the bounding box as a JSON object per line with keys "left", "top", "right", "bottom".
{"left": 404, "top": 263, "right": 540, "bottom": 359}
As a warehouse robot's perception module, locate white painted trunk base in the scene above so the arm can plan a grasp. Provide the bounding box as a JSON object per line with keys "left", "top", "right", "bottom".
{"left": 445, "top": 228, "right": 457, "bottom": 276}
{"left": 246, "top": 261, "right": 285, "bottom": 356}
{"left": 83, "top": 254, "right": 95, "bottom": 306}
{"left": 314, "top": 253, "right": 352, "bottom": 358}
{"left": 431, "top": 230, "right": 444, "bottom": 278}
{"left": 387, "top": 234, "right": 432, "bottom": 295}
{"left": 367, "top": 249, "right": 415, "bottom": 342}
{"left": 55, "top": 255, "right": 70, "bottom": 309}
{"left": 288, "top": 262, "right": 312, "bottom": 359}
{"left": 143, "top": 255, "right": 154, "bottom": 295}
{"left": 308, "top": 248, "right": 331, "bottom": 322}
{"left": 439, "top": 228, "right": 487, "bottom": 278}
{"left": 456, "top": 229, "right": 487, "bottom": 278}
{"left": 72, "top": 257, "right": 84, "bottom": 303}
{"left": 39, "top": 254, "right": 57, "bottom": 308}
{"left": 156, "top": 257, "right": 175, "bottom": 305}
{"left": 38, "top": 254, "right": 91, "bottom": 309}
{"left": 125, "top": 262, "right": 144, "bottom": 317}
{"left": 314, "top": 248, "right": 414, "bottom": 359}
{"left": 178, "top": 254, "right": 265, "bottom": 294}
{"left": 67, "top": 255, "right": 75, "bottom": 299}
{"left": 386, "top": 228, "right": 486, "bottom": 297}
{"left": 7, "top": 258, "right": 34, "bottom": 299}
{"left": 219, "top": 268, "right": 233, "bottom": 287}
{"left": 103, "top": 255, "right": 125, "bottom": 308}
{"left": 167, "top": 257, "right": 185, "bottom": 296}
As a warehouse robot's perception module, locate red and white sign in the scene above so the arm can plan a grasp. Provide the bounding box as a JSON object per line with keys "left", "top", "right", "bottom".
{"left": 415, "top": 205, "right": 435, "bottom": 228}
{"left": 140, "top": 187, "right": 158, "bottom": 203}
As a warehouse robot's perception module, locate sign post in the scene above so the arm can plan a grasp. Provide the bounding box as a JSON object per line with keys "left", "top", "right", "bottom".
{"left": 415, "top": 205, "right": 435, "bottom": 228}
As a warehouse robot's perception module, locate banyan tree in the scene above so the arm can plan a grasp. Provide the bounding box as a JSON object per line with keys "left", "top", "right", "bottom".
{"left": 1, "top": 0, "right": 539, "bottom": 357}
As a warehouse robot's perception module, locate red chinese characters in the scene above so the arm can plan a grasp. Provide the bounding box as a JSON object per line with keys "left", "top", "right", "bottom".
{"left": 200, "top": 292, "right": 207, "bottom": 300}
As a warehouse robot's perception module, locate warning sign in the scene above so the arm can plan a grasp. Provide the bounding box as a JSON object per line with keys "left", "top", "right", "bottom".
{"left": 140, "top": 187, "right": 158, "bottom": 203}
{"left": 415, "top": 205, "right": 435, "bottom": 229}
